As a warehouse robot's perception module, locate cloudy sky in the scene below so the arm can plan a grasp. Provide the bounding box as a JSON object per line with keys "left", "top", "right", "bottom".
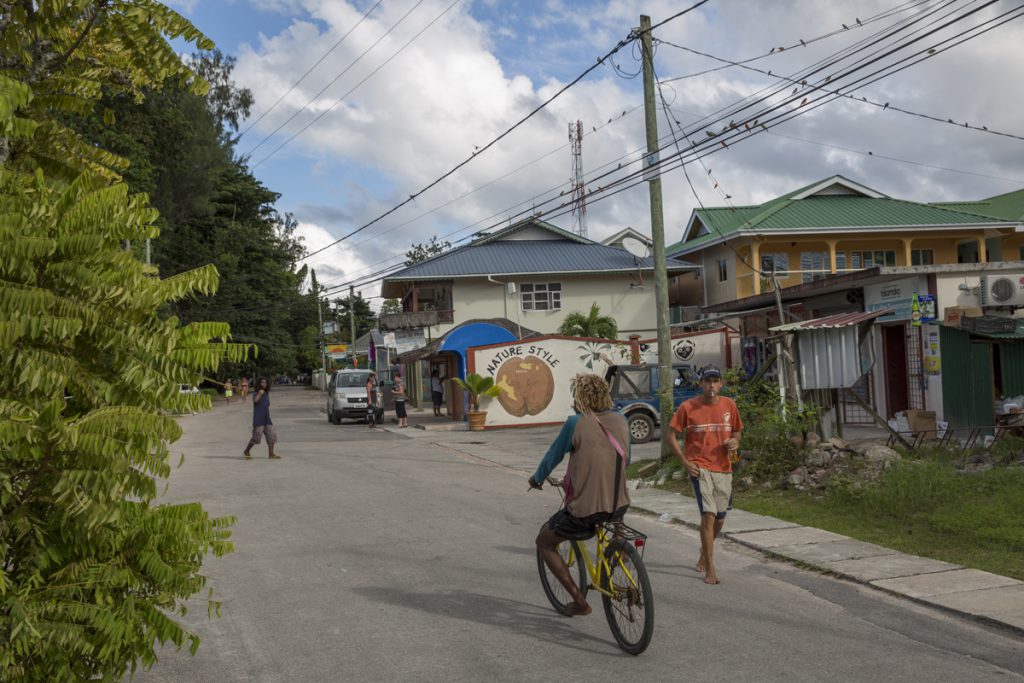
{"left": 167, "top": 0, "right": 1024, "bottom": 307}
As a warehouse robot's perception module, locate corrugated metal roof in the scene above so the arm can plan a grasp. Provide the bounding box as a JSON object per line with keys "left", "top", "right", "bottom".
{"left": 753, "top": 196, "right": 1003, "bottom": 229}
{"left": 770, "top": 308, "right": 892, "bottom": 332}
{"left": 667, "top": 176, "right": 1011, "bottom": 256}
{"left": 385, "top": 240, "right": 697, "bottom": 280}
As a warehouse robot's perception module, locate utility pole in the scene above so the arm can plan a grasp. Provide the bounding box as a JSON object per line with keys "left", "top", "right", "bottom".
{"left": 317, "top": 295, "right": 327, "bottom": 389}
{"left": 640, "top": 14, "right": 675, "bottom": 460}
{"left": 349, "top": 285, "right": 357, "bottom": 368}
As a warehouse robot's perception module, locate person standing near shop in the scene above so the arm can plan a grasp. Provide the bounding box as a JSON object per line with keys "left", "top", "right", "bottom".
{"left": 243, "top": 377, "right": 281, "bottom": 460}
{"left": 431, "top": 369, "right": 444, "bottom": 417}
{"left": 668, "top": 364, "right": 742, "bottom": 585}
{"left": 393, "top": 376, "right": 409, "bottom": 428}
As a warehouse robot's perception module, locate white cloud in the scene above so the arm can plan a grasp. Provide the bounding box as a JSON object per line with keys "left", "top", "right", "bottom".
{"left": 221, "top": 0, "right": 1024, "bottom": 281}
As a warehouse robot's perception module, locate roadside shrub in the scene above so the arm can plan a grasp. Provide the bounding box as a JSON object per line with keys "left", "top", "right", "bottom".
{"left": 724, "top": 369, "right": 817, "bottom": 482}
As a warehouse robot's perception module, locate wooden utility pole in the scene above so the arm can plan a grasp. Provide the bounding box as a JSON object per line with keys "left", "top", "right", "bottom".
{"left": 639, "top": 15, "right": 675, "bottom": 458}
{"left": 349, "top": 285, "right": 357, "bottom": 367}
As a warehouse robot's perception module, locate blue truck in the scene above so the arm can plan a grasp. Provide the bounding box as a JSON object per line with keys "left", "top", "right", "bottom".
{"left": 608, "top": 364, "right": 702, "bottom": 443}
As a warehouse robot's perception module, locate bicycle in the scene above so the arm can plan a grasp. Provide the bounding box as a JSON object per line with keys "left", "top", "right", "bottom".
{"left": 535, "top": 476, "right": 654, "bottom": 655}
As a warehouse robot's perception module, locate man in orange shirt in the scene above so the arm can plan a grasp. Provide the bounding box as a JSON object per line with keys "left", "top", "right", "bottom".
{"left": 668, "top": 364, "right": 743, "bottom": 585}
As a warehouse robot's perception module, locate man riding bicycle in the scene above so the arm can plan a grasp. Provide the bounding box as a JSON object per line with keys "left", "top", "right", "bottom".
{"left": 528, "top": 374, "right": 631, "bottom": 616}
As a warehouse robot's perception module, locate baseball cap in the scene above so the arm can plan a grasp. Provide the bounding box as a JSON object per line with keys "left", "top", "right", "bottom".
{"left": 698, "top": 364, "right": 723, "bottom": 381}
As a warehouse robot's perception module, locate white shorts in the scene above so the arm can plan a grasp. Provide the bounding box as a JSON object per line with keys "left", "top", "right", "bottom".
{"left": 691, "top": 468, "right": 732, "bottom": 519}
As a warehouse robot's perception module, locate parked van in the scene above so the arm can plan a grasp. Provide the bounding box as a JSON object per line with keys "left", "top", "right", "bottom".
{"left": 327, "top": 370, "right": 396, "bottom": 424}
{"left": 608, "top": 364, "right": 701, "bottom": 443}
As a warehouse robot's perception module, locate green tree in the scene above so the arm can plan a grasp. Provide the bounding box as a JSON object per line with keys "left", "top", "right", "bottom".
{"left": 0, "top": 3, "right": 248, "bottom": 679}
{"left": 331, "top": 294, "right": 377, "bottom": 343}
{"left": 404, "top": 235, "right": 451, "bottom": 266}
{"left": 557, "top": 302, "right": 619, "bottom": 339}
{"left": 68, "top": 50, "right": 316, "bottom": 378}
{"left": 379, "top": 298, "right": 401, "bottom": 316}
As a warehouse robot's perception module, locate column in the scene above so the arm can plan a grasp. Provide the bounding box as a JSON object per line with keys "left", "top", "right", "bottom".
{"left": 750, "top": 241, "right": 761, "bottom": 295}
{"left": 827, "top": 239, "right": 838, "bottom": 274}
{"left": 901, "top": 237, "right": 913, "bottom": 267}
{"left": 977, "top": 237, "right": 987, "bottom": 263}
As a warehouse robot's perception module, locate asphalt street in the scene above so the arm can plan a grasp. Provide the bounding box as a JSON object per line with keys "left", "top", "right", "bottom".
{"left": 132, "top": 387, "right": 1024, "bottom": 682}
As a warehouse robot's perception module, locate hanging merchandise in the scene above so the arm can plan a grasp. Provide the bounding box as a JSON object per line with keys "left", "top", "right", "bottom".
{"left": 918, "top": 294, "right": 937, "bottom": 323}
{"left": 910, "top": 292, "right": 922, "bottom": 327}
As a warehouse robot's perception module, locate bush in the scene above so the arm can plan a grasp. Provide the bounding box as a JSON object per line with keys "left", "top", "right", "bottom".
{"left": 724, "top": 369, "right": 816, "bottom": 482}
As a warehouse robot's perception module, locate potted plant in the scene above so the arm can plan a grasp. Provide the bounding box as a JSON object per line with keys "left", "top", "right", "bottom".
{"left": 453, "top": 373, "right": 504, "bottom": 431}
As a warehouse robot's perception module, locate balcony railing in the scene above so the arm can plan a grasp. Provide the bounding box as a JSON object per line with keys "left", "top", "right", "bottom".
{"left": 379, "top": 309, "right": 454, "bottom": 330}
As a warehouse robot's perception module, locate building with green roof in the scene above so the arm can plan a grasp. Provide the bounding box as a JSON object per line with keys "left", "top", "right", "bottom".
{"left": 666, "top": 176, "right": 1023, "bottom": 308}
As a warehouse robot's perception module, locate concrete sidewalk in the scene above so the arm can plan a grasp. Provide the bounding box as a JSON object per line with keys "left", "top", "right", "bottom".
{"left": 627, "top": 487, "right": 1024, "bottom": 636}
{"left": 377, "top": 418, "right": 1024, "bottom": 638}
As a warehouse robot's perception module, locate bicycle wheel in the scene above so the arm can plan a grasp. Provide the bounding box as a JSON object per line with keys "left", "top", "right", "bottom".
{"left": 600, "top": 542, "right": 654, "bottom": 655}
{"left": 536, "top": 540, "right": 587, "bottom": 616}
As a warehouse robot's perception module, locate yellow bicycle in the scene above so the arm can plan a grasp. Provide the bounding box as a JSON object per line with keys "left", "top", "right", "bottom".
{"left": 536, "top": 477, "right": 654, "bottom": 655}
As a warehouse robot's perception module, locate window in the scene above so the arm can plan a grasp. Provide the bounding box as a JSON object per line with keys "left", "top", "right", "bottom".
{"left": 520, "top": 283, "right": 561, "bottom": 311}
{"left": 835, "top": 251, "right": 847, "bottom": 271}
{"left": 717, "top": 258, "right": 728, "bottom": 282}
{"left": 1019, "top": 246, "right": 1024, "bottom": 261}
{"left": 851, "top": 250, "right": 897, "bottom": 268}
{"left": 760, "top": 252, "right": 789, "bottom": 276}
{"left": 911, "top": 249, "right": 934, "bottom": 266}
{"left": 800, "top": 251, "right": 829, "bottom": 283}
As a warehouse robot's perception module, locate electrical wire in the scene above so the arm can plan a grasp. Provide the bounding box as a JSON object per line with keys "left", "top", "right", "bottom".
{"left": 247, "top": 0, "right": 440, "bottom": 162}
{"left": 297, "top": 0, "right": 716, "bottom": 263}
{"left": 237, "top": 0, "right": 384, "bottom": 139}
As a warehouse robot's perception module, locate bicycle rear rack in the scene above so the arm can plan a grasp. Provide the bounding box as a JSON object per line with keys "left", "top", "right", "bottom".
{"left": 602, "top": 522, "right": 648, "bottom": 558}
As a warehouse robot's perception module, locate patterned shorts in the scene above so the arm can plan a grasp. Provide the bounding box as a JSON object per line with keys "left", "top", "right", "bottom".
{"left": 250, "top": 424, "right": 277, "bottom": 445}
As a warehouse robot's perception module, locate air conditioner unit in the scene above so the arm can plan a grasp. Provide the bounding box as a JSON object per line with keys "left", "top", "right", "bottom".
{"left": 980, "top": 273, "right": 1024, "bottom": 307}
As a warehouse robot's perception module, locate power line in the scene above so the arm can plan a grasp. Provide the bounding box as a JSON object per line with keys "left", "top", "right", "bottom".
{"left": 658, "top": 0, "right": 934, "bottom": 86}
{"left": 656, "top": 36, "right": 1024, "bottom": 143}
{"left": 298, "top": 1, "right": 1011, "bottom": 299}
{"left": 246, "top": 0, "right": 436, "bottom": 161}
{"left": 297, "top": 0, "right": 716, "bottom": 264}
{"left": 238, "top": 0, "right": 384, "bottom": 139}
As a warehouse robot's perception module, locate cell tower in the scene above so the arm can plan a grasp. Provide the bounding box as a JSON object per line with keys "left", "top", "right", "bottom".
{"left": 568, "top": 120, "right": 587, "bottom": 238}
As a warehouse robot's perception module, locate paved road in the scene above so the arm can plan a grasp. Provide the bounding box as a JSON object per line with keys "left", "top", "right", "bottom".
{"left": 134, "top": 388, "right": 1024, "bottom": 682}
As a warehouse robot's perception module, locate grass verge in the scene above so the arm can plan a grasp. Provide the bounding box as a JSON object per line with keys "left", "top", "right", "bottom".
{"left": 630, "top": 443, "right": 1024, "bottom": 581}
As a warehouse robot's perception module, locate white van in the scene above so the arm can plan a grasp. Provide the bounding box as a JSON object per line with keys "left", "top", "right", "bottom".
{"left": 326, "top": 370, "right": 372, "bottom": 423}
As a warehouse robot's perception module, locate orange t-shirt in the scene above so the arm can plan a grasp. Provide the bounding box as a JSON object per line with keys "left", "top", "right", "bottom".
{"left": 668, "top": 396, "right": 743, "bottom": 473}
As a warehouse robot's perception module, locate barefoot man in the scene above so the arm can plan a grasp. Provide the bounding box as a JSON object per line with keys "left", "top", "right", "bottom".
{"left": 668, "top": 364, "right": 742, "bottom": 585}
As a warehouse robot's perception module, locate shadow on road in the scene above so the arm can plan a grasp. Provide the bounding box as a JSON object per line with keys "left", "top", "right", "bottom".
{"left": 352, "top": 586, "right": 631, "bottom": 657}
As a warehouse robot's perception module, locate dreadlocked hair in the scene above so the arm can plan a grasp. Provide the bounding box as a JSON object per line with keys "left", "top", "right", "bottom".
{"left": 571, "top": 373, "right": 613, "bottom": 413}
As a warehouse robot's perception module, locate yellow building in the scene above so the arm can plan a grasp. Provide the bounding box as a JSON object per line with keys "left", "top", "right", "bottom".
{"left": 667, "top": 176, "right": 1024, "bottom": 308}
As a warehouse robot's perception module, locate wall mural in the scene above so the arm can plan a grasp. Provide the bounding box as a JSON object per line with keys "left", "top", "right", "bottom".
{"left": 495, "top": 356, "right": 555, "bottom": 417}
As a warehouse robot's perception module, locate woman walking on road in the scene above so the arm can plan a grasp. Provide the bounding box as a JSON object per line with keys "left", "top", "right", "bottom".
{"left": 243, "top": 377, "right": 281, "bottom": 459}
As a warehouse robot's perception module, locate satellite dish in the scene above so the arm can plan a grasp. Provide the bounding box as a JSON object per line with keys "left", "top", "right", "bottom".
{"left": 621, "top": 236, "right": 651, "bottom": 259}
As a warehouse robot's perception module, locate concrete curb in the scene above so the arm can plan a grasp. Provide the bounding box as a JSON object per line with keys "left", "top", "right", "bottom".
{"left": 629, "top": 488, "right": 1024, "bottom": 636}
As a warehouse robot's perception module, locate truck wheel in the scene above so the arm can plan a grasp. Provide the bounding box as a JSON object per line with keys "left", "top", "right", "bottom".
{"left": 628, "top": 413, "right": 655, "bottom": 444}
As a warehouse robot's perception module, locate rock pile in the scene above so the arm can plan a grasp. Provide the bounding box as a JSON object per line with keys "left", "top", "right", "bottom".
{"left": 781, "top": 435, "right": 900, "bottom": 491}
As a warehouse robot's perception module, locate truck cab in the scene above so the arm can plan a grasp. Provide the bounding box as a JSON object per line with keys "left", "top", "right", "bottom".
{"left": 607, "top": 364, "right": 701, "bottom": 444}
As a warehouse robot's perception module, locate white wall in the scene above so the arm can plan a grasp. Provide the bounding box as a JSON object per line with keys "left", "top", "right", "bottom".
{"left": 469, "top": 337, "right": 630, "bottom": 427}
{"left": 438, "top": 272, "right": 662, "bottom": 339}
{"left": 702, "top": 243, "right": 737, "bottom": 306}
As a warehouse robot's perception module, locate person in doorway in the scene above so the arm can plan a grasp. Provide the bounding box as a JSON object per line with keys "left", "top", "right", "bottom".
{"left": 393, "top": 376, "right": 408, "bottom": 428}
{"left": 243, "top": 377, "right": 281, "bottom": 460}
{"left": 528, "top": 374, "right": 631, "bottom": 616}
{"left": 431, "top": 370, "right": 444, "bottom": 417}
{"left": 668, "top": 364, "right": 742, "bottom": 585}
{"left": 366, "top": 373, "right": 379, "bottom": 428}
{"left": 224, "top": 378, "right": 234, "bottom": 404}
{"left": 239, "top": 376, "right": 250, "bottom": 400}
